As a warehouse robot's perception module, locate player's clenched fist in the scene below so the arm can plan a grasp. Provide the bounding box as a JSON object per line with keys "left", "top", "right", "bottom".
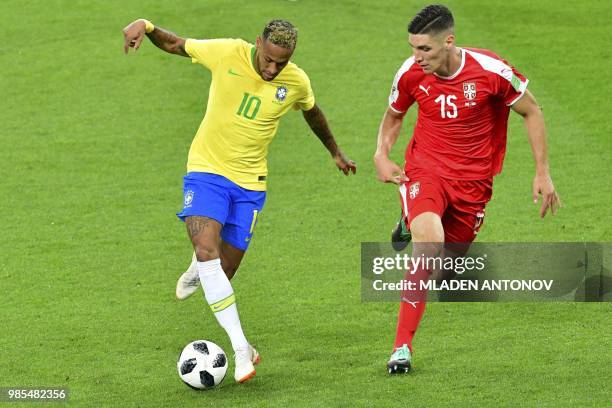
{"left": 123, "top": 19, "right": 148, "bottom": 54}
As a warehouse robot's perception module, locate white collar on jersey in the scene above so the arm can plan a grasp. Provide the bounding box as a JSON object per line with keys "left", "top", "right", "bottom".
{"left": 434, "top": 48, "right": 465, "bottom": 80}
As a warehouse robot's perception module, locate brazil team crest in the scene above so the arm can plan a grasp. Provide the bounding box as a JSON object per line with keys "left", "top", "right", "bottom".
{"left": 275, "top": 85, "right": 288, "bottom": 102}
{"left": 184, "top": 190, "right": 194, "bottom": 207}
{"left": 463, "top": 82, "right": 477, "bottom": 100}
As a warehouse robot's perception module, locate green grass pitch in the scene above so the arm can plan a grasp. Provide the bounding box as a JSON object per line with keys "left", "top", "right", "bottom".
{"left": 1, "top": 0, "right": 611, "bottom": 406}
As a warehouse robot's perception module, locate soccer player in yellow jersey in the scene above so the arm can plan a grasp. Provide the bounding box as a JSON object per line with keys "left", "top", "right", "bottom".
{"left": 123, "top": 19, "right": 356, "bottom": 383}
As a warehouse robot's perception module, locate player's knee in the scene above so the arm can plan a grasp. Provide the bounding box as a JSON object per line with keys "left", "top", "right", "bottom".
{"left": 410, "top": 212, "right": 444, "bottom": 243}
{"left": 194, "top": 245, "right": 220, "bottom": 262}
{"left": 411, "top": 226, "right": 444, "bottom": 243}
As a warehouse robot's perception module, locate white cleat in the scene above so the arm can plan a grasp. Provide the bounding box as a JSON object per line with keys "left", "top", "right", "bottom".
{"left": 175, "top": 253, "right": 199, "bottom": 300}
{"left": 234, "top": 344, "right": 260, "bottom": 383}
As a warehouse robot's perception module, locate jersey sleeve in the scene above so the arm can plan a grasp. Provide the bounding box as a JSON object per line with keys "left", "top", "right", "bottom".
{"left": 497, "top": 63, "right": 529, "bottom": 106}
{"left": 292, "top": 69, "right": 316, "bottom": 111}
{"left": 389, "top": 61, "right": 416, "bottom": 113}
{"left": 184, "top": 38, "right": 238, "bottom": 71}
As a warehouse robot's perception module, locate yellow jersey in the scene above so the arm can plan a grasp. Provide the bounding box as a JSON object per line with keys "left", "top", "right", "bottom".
{"left": 184, "top": 38, "right": 315, "bottom": 191}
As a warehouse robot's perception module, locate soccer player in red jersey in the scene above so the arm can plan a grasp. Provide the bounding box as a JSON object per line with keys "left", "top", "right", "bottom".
{"left": 374, "top": 4, "right": 561, "bottom": 373}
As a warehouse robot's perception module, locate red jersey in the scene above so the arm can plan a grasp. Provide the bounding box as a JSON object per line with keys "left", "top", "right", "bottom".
{"left": 389, "top": 47, "right": 528, "bottom": 180}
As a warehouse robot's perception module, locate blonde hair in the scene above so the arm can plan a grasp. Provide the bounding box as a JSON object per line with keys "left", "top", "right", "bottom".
{"left": 262, "top": 20, "right": 298, "bottom": 49}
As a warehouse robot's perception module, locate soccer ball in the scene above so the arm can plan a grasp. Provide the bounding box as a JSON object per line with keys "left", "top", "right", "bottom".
{"left": 177, "top": 340, "right": 228, "bottom": 389}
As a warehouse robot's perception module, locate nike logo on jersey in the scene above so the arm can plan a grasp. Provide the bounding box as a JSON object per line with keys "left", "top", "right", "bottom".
{"left": 228, "top": 68, "right": 242, "bottom": 76}
{"left": 419, "top": 85, "right": 431, "bottom": 96}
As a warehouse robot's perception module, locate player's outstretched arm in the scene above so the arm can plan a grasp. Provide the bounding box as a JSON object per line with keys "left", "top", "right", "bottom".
{"left": 373, "top": 107, "right": 409, "bottom": 184}
{"left": 511, "top": 90, "right": 561, "bottom": 218}
{"left": 123, "top": 19, "right": 188, "bottom": 57}
{"left": 302, "top": 104, "right": 356, "bottom": 175}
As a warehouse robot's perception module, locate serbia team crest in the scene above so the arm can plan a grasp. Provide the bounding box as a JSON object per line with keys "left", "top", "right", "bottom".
{"left": 275, "top": 85, "right": 288, "bottom": 102}
{"left": 463, "top": 82, "right": 477, "bottom": 100}
{"left": 409, "top": 182, "right": 420, "bottom": 199}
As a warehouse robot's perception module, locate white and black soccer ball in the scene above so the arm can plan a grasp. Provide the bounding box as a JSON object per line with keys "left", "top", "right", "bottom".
{"left": 177, "top": 340, "right": 228, "bottom": 389}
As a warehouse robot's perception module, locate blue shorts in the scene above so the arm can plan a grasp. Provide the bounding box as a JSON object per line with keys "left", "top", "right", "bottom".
{"left": 176, "top": 172, "right": 266, "bottom": 251}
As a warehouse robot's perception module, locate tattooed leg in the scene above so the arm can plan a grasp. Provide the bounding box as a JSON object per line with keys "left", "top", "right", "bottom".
{"left": 185, "top": 216, "right": 223, "bottom": 262}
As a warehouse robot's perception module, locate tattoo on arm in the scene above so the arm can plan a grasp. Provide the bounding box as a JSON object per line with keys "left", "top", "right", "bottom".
{"left": 302, "top": 105, "right": 339, "bottom": 156}
{"left": 146, "top": 27, "right": 188, "bottom": 57}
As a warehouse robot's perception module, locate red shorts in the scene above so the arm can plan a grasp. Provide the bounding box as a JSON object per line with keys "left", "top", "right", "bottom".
{"left": 398, "top": 170, "right": 493, "bottom": 243}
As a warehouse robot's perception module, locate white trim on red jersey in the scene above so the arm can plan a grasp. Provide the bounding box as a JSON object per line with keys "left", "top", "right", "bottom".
{"left": 398, "top": 183, "right": 409, "bottom": 219}
{"left": 464, "top": 48, "right": 529, "bottom": 106}
{"left": 388, "top": 56, "right": 415, "bottom": 112}
{"left": 433, "top": 48, "right": 466, "bottom": 80}
{"left": 389, "top": 105, "right": 404, "bottom": 114}
{"left": 506, "top": 81, "right": 529, "bottom": 106}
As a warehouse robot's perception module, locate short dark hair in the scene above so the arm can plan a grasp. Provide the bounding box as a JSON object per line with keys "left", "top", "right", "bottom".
{"left": 408, "top": 4, "right": 454, "bottom": 35}
{"left": 262, "top": 19, "right": 298, "bottom": 49}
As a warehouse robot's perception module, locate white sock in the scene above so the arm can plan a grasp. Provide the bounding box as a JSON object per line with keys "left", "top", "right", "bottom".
{"left": 197, "top": 258, "right": 249, "bottom": 352}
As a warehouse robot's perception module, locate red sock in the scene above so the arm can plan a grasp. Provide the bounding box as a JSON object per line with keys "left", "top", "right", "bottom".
{"left": 393, "top": 267, "right": 428, "bottom": 351}
{"left": 393, "top": 298, "right": 426, "bottom": 351}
